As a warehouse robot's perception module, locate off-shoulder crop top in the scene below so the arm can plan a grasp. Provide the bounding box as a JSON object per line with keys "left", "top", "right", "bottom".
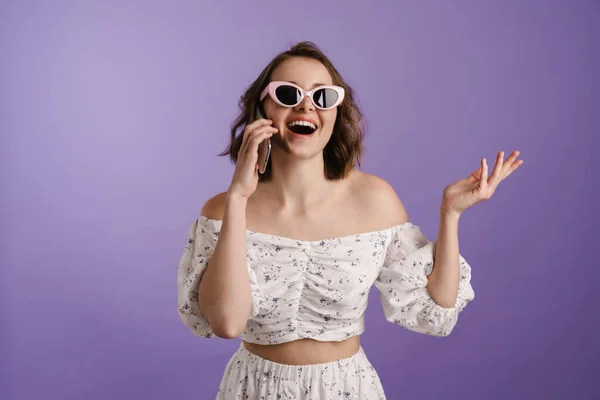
{"left": 177, "top": 216, "right": 475, "bottom": 344}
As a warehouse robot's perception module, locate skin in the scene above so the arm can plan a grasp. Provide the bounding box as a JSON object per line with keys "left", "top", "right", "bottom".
{"left": 198, "top": 56, "right": 524, "bottom": 365}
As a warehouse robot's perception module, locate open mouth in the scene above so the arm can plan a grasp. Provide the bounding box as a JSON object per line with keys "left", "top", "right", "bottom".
{"left": 287, "top": 120, "right": 317, "bottom": 135}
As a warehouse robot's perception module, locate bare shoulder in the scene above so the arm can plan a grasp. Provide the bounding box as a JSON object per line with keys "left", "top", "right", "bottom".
{"left": 348, "top": 170, "right": 409, "bottom": 227}
{"left": 200, "top": 192, "right": 228, "bottom": 220}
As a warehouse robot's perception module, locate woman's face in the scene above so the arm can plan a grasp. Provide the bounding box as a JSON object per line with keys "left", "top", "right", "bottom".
{"left": 262, "top": 57, "right": 338, "bottom": 160}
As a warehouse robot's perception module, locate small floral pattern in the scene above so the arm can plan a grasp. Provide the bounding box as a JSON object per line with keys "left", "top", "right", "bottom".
{"left": 177, "top": 216, "right": 475, "bottom": 398}
{"left": 216, "top": 343, "right": 386, "bottom": 399}
{"left": 177, "top": 216, "right": 475, "bottom": 341}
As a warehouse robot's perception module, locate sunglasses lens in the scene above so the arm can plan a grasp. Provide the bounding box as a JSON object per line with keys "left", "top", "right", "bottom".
{"left": 313, "top": 88, "right": 340, "bottom": 109}
{"left": 275, "top": 85, "right": 302, "bottom": 106}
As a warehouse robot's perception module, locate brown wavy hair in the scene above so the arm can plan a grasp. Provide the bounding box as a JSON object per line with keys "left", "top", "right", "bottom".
{"left": 219, "top": 41, "right": 365, "bottom": 181}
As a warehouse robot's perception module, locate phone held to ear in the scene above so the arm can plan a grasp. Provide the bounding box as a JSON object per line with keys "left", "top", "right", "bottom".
{"left": 256, "top": 106, "right": 271, "bottom": 175}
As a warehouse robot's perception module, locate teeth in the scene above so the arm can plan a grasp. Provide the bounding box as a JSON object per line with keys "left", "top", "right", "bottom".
{"left": 287, "top": 120, "right": 317, "bottom": 130}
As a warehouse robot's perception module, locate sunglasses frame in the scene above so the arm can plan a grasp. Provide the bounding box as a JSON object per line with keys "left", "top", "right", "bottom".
{"left": 260, "top": 81, "right": 345, "bottom": 110}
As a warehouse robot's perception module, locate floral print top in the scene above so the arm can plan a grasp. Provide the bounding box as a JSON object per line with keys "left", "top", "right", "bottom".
{"left": 177, "top": 216, "right": 475, "bottom": 344}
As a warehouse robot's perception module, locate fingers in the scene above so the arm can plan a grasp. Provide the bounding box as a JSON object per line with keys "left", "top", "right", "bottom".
{"left": 480, "top": 158, "right": 488, "bottom": 191}
{"left": 501, "top": 151, "right": 522, "bottom": 180}
{"left": 240, "top": 128, "right": 276, "bottom": 170}
{"left": 245, "top": 130, "right": 274, "bottom": 160}
{"left": 505, "top": 150, "right": 519, "bottom": 164}
{"left": 486, "top": 150, "right": 524, "bottom": 193}
{"left": 240, "top": 123, "right": 278, "bottom": 158}
{"left": 489, "top": 151, "right": 504, "bottom": 186}
{"left": 240, "top": 119, "right": 274, "bottom": 150}
{"left": 229, "top": 119, "right": 278, "bottom": 197}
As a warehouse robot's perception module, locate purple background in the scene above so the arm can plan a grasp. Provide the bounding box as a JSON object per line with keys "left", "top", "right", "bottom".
{"left": 2, "top": 1, "right": 598, "bottom": 399}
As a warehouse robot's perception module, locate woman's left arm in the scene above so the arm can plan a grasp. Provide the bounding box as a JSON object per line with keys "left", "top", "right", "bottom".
{"left": 427, "top": 150, "right": 524, "bottom": 308}
{"left": 426, "top": 209, "right": 462, "bottom": 308}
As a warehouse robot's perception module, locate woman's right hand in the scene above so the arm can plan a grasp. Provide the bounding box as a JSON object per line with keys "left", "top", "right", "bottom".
{"left": 228, "top": 119, "right": 278, "bottom": 199}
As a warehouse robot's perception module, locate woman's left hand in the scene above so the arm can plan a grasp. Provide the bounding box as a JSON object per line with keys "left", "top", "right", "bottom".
{"left": 441, "top": 150, "right": 524, "bottom": 216}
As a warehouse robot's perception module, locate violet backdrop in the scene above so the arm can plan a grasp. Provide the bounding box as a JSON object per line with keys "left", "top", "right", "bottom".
{"left": 1, "top": 1, "right": 597, "bottom": 399}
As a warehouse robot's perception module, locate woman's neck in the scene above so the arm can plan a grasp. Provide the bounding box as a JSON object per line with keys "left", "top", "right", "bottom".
{"left": 262, "top": 157, "right": 333, "bottom": 211}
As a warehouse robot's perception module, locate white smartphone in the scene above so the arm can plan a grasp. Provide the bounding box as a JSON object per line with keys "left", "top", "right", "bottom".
{"left": 256, "top": 106, "right": 271, "bottom": 175}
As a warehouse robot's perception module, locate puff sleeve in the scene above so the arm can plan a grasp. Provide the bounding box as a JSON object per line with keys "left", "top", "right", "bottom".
{"left": 374, "top": 223, "right": 475, "bottom": 336}
{"left": 176, "top": 217, "right": 264, "bottom": 338}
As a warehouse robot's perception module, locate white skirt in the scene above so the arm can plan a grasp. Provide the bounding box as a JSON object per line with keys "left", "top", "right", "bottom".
{"left": 216, "top": 342, "right": 386, "bottom": 399}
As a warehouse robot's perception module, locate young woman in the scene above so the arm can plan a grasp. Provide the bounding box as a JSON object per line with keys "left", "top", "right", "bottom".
{"left": 177, "top": 41, "right": 523, "bottom": 399}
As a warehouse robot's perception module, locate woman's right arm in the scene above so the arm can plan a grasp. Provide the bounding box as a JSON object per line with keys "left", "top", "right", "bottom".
{"left": 197, "top": 119, "right": 277, "bottom": 338}
{"left": 197, "top": 192, "right": 252, "bottom": 338}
